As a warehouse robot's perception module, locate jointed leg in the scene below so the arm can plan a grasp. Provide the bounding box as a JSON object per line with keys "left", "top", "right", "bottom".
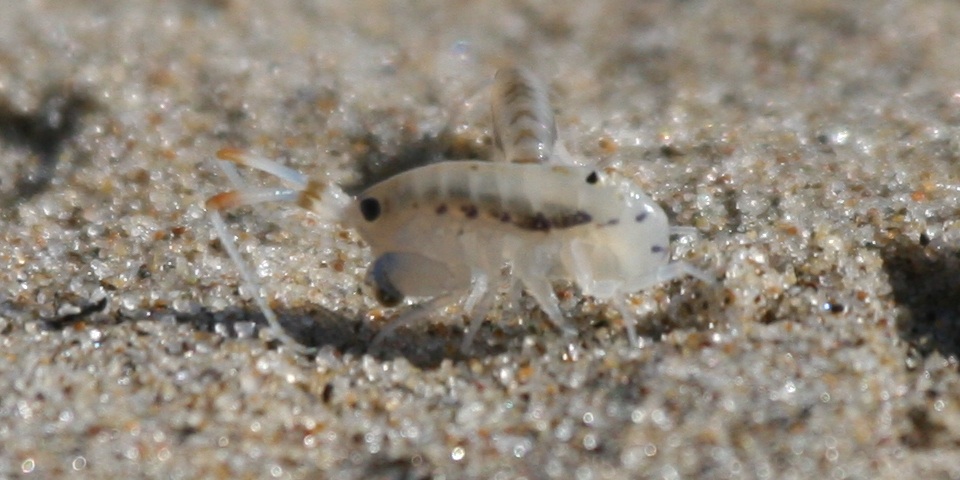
{"left": 214, "top": 148, "right": 351, "bottom": 221}
{"left": 611, "top": 297, "right": 640, "bottom": 348}
{"left": 216, "top": 148, "right": 308, "bottom": 190}
{"left": 459, "top": 273, "right": 496, "bottom": 353}
{"left": 522, "top": 277, "right": 576, "bottom": 336}
{"left": 206, "top": 188, "right": 299, "bottom": 211}
{"left": 206, "top": 148, "right": 341, "bottom": 353}
{"left": 208, "top": 209, "right": 316, "bottom": 354}
{"left": 513, "top": 246, "right": 577, "bottom": 336}
{"left": 368, "top": 291, "right": 462, "bottom": 353}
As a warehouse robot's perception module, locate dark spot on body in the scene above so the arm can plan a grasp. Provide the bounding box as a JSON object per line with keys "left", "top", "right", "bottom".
{"left": 515, "top": 212, "right": 551, "bottom": 231}
{"left": 553, "top": 210, "right": 592, "bottom": 229}
{"left": 585, "top": 171, "right": 599, "bottom": 184}
{"left": 435, "top": 203, "right": 448, "bottom": 215}
{"left": 651, "top": 245, "right": 665, "bottom": 254}
{"left": 359, "top": 197, "right": 381, "bottom": 221}
{"left": 460, "top": 204, "right": 478, "bottom": 219}
{"left": 510, "top": 209, "right": 594, "bottom": 232}
{"left": 530, "top": 213, "right": 550, "bottom": 231}
{"left": 513, "top": 213, "right": 550, "bottom": 231}
{"left": 635, "top": 211, "right": 648, "bottom": 223}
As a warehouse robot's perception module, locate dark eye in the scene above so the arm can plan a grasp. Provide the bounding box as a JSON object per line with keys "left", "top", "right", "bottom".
{"left": 359, "top": 197, "right": 381, "bottom": 221}
{"left": 585, "top": 171, "right": 599, "bottom": 184}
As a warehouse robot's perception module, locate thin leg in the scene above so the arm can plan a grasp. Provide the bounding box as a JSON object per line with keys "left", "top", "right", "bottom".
{"left": 216, "top": 148, "right": 351, "bottom": 220}
{"left": 369, "top": 291, "right": 461, "bottom": 353}
{"left": 502, "top": 275, "right": 522, "bottom": 312}
{"left": 567, "top": 239, "right": 593, "bottom": 288}
{"left": 460, "top": 274, "right": 496, "bottom": 353}
{"left": 514, "top": 245, "right": 577, "bottom": 336}
{"left": 611, "top": 297, "right": 640, "bottom": 348}
{"left": 454, "top": 234, "right": 500, "bottom": 351}
{"left": 216, "top": 148, "right": 308, "bottom": 190}
{"left": 206, "top": 148, "right": 340, "bottom": 354}
{"left": 208, "top": 210, "right": 316, "bottom": 354}
{"left": 522, "top": 277, "right": 577, "bottom": 336}
{"left": 461, "top": 293, "right": 494, "bottom": 353}
{"left": 461, "top": 272, "right": 489, "bottom": 315}
{"left": 218, "top": 158, "right": 247, "bottom": 189}
{"left": 206, "top": 188, "right": 299, "bottom": 211}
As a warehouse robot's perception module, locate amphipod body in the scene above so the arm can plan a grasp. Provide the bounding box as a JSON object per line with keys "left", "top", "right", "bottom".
{"left": 207, "top": 69, "right": 711, "bottom": 352}
{"left": 210, "top": 148, "right": 711, "bottom": 351}
{"left": 333, "top": 160, "right": 712, "bottom": 348}
{"left": 490, "top": 67, "right": 558, "bottom": 164}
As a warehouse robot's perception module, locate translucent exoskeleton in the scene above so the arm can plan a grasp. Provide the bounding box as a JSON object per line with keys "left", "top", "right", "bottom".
{"left": 490, "top": 67, "right": 558, "bottom": 165}
{"left": 205, "top": 68, "right": 713, "bottom": 353}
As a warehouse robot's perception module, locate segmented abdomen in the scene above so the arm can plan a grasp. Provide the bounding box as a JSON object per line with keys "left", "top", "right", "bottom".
{"left": 490, "top": 67, "right": 557, "bottom": 164}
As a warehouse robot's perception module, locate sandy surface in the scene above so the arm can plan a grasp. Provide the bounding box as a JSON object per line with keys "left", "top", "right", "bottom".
{"left": 2, "top": 0, "right": 960, "bottom": 478}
